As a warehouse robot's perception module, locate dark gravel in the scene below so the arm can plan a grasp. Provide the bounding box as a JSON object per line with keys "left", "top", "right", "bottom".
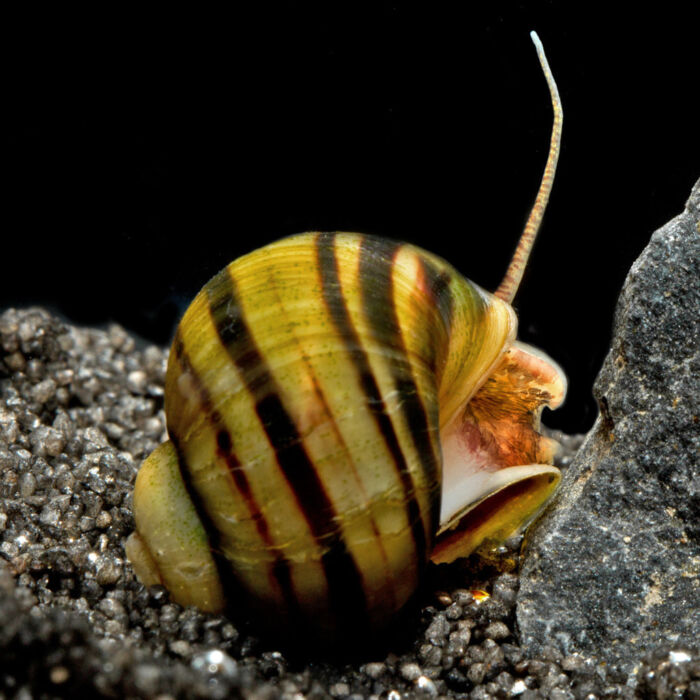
{"left": 1, "top": 306, "right": 698, "bottom": 699}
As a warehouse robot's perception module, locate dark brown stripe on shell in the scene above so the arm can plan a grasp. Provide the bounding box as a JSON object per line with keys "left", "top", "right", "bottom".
{"left": 206, "top": 266, "right": 370, "bottom": 632}
{"left": 170, "top": 331, "right": 301, "bottom": 618}
{"left": 168, "top": 333, "right": 246, "bottom": 607}
{"left": 418, "top": 257, "right": 454, "bottom": 375}
{"left": 316, "top": 232, "right": 429, "bottom": 566}
{"left": 357, "top": 236, "right": 441, "bottom": 541}
{"left": 264, "top": 269, "right": 399, "bottom": 614}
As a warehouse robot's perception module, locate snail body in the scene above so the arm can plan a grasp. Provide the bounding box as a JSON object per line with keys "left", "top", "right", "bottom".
{"left": 126, "top": 32, "right": 566, "bottom": 642}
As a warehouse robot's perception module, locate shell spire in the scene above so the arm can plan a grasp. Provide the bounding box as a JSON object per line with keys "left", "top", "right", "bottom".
{"left": 495, "top": 31, "right": 563, "bottom": 304}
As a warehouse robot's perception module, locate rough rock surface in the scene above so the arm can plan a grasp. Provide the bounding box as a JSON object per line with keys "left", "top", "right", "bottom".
{"left": 517, "top": 178, "right": 700, "bottom": 682}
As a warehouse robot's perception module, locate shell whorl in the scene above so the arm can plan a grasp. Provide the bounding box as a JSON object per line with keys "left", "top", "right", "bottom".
{"left": 138, "top": 232, "right": 513, "bottom": 638}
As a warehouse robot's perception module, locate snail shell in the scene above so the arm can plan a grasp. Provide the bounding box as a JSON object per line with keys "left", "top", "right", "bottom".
{"left": 126, "top": 231, "right": 566, "bottom": 640}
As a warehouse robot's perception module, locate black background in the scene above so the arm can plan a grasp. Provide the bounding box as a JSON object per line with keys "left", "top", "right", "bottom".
{"left": 4, "top": 4, "right": 698, "bottom": 434}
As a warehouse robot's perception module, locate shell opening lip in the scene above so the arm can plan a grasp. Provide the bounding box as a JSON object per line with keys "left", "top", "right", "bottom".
{"left": 438, "top": 463, "right": 559, "bottom": 528}
{"left": 432, "top": 465, "right": 561, "bottom": 565}
{"left": 433, "top": 338, "right": 566, "bottom": 563}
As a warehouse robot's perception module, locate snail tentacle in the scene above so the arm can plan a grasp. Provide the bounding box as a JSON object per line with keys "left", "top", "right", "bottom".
{"left": 495, "top": 30, "right": 563, "bottom": 303}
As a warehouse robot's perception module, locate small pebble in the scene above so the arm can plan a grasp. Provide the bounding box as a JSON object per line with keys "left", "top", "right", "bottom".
{"left": 133, "top": 664, "right": 162, "bottom": 696}
{"left": 484, "top": 621, "right": 511, "bottom": 640}
{"left": 400, "top": 662, "right": 422, "bottom": 681}
{"left": 95, "top": 557, "right": 121, "bottom": 585}
{"left": 49, "top": 666, "right": 70, "bottom": 684}
{"left": 425, "top": 614, "right": 450, "bottom": 645}
{"left": 39, "top": 505, "right": 61, "bottom": 526}
{"left": 562, "top": 653, "right": 586, "bottom": 672}
{"left": 363, "top": 662, "right": 386, "bottom": 679}
{"left": 415, "top": 675, "right": 438, "bottom": 696}
{"left": 169, "top": 640, "right": 191, "bottom": 657}
{"left": 435, "top": 592, "right": 452, "bottom": 606}
{"left": 330, "top": 681, "right": 350, "bottom": 697}
{"left": 19, "top": 472, "right": 37, "bottom": 498}
{"left": 127, "top": 370, "right": 148, "bottom": 395}
{"left": 467, "top": 662, "right": 486, "bottom": 685}
{"left": 31, "top": 378, "right": 56, "bottom": 404}
{"left": 5, "top": 351, "right": 26, "bottom": 371}
{"left": 452, "top": 589, "right": 474, "bottom": 606}
{"left": 445, "top": 602, "right": 462, "bottom": 620}
{"left": 95, "top": 511, "right": 112, "bottom": 529}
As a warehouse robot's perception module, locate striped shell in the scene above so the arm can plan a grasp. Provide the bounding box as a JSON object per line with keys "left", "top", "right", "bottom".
{"left": 126, "top": 231, "right": 566, "bottom": 641}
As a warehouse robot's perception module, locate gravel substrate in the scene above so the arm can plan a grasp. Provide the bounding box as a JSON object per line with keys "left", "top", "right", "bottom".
{"left": 1, "top": 307, "right": 698, "bottom": 699}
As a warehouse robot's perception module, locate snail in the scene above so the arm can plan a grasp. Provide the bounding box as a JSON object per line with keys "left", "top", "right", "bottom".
{"left": 126, "top": 31, "right": 566, "bottom": 642}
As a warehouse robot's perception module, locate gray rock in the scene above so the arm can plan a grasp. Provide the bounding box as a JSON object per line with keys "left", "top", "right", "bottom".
{"left": 517, "top": 178, "right": 700, "bottom": 681}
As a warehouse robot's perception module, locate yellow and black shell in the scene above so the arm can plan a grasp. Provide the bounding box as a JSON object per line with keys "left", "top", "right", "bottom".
{"left": 126, "top": 231, "right": 565, "bottom": 642}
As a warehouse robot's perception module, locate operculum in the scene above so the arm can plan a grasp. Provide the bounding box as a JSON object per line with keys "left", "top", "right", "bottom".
{"left": 432, "top": 341, "right": 567, "bottom": 565}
